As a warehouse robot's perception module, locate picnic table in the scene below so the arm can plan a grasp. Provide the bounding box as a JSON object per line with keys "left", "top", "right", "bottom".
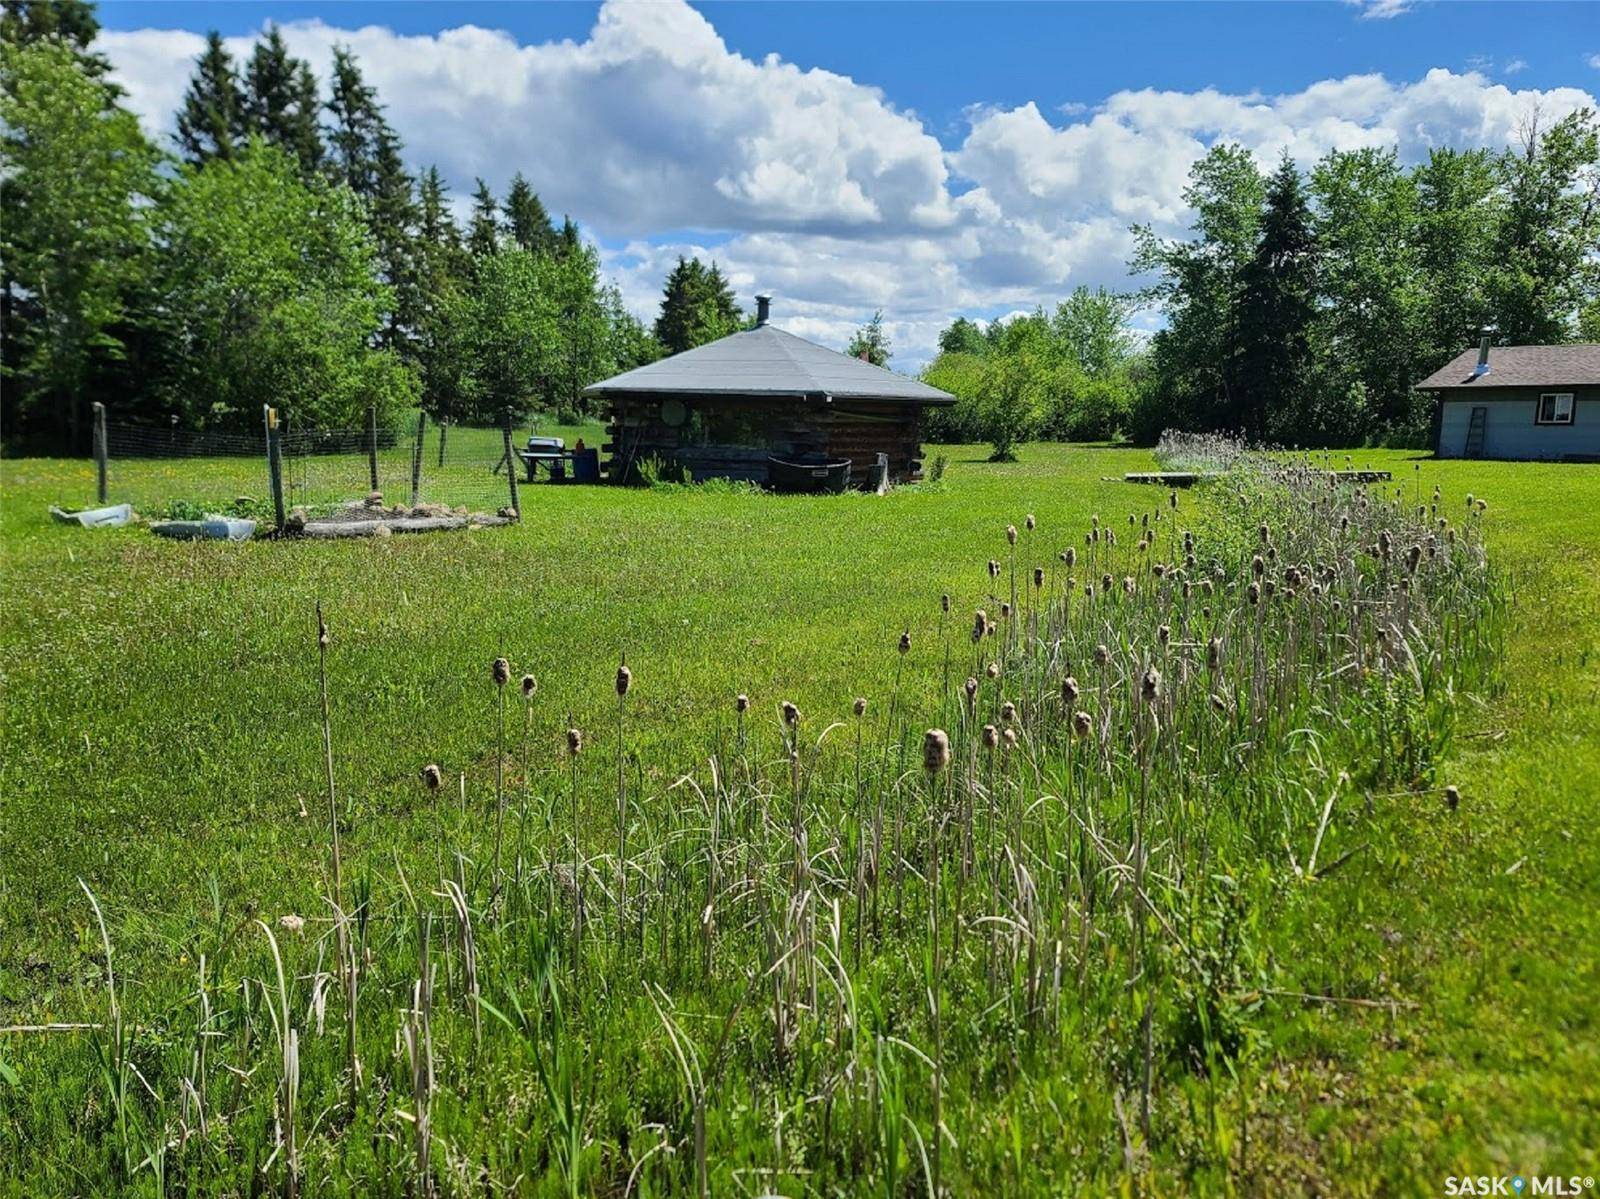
{"left": 514, "top": 437, "right": 600, "bottom": 483}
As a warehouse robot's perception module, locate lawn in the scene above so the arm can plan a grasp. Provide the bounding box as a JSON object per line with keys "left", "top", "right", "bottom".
{"left": 1, "top": 441, "right": 1597, "bottom": 1194}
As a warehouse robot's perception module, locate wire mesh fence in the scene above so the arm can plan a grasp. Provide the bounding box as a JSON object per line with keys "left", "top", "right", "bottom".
{"left": 102, "top": 419, "right": 271, "bottom": 517}
{"left": 92, "top": 406, "right": 524, "bottom": 528}
{"left": 283, "top": 417, "right": 521, "bottom": 518}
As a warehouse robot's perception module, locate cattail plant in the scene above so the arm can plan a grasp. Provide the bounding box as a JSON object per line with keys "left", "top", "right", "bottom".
{"left": 616, "top": 655, "right": 633, "bottom": 935}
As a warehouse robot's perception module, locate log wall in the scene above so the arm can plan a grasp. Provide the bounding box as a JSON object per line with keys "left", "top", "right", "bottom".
{"left": 603, "top": 397, "right": 927, "bottom": 486}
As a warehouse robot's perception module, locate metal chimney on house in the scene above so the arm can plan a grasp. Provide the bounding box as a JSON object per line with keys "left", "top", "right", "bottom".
{"left": 1473, "top": 333, "right": 1492, "bottom": 377}
{"left": 755, "top": 294, "right": 772, "bottom": 327}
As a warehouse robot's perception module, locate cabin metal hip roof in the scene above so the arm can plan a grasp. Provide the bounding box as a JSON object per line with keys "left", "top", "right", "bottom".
{"left": 583, "top": 324, "right": 957, "bottom": 405}
{"left": 1414, "top": 343, "right": 1600, "bottom": 391}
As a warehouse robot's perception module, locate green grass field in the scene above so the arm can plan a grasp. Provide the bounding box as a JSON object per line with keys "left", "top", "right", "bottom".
{"left": 2, "top": 441, "right": 1597, "bottom": 1194}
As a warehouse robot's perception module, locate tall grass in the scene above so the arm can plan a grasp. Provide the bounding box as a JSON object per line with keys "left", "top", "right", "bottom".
{"left": 1, "top": 445, "right": 1506, "bottom": 1194}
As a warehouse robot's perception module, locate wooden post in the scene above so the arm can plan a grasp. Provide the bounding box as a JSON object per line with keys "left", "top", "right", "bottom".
{"left": 92, "top": 402, "right": 108, "bottom": 504}
{"left": 264, "top": 405, "right": 286, "bottom": 533}
{"left": 366, "top": 405, "right": 379, "bottom": 493}
{"left": 502, "top": 411, "right": 521, "bottom": 520}
{"left": 409, "top": 410, "right": 426, "bottom": 507}
{"left": 437, "top": 418, "right": 448, "bottom": 468}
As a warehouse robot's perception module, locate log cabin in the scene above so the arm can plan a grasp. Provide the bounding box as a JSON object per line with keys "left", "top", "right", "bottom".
{"left": 585, "top": 296, "right": 955, "bottom": 488}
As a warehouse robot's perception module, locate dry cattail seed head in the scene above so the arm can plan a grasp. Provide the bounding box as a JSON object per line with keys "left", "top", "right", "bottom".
{"left": 492, "top": 657, "right": 511, "bottom": 687}
{"left": 853, "top": 696, "right": 868, "bottom": 717}
{"left": 1101, "top": 572, "right": 1113, "bottom": 593}
{"left": 923, "top": 728, "right": 951, "bottom": 773}
{"left": 986, "top": 661, "right": 1001, "bottom": 680}
{"left": 1000, "top": 700, "right": 1017, "bottom": 724}
{"left": 1121, "top": 576, "right": 1135, "bottom": 596}
{"left": 941, "top": 593, "right": 950, "bottom": 613}
{"left": 1475, "top": 499, "right": 1487, "bottom": 514}
{"left": 1247, "top": 581, "right": 1261, "bottom": 605}
{"left": 1206, "top": 636, "right": 1222, "bottom": 670}
{"left": 1003, "top": 728, "right": 1018, "bottom": 750}
{"left": 1000, "top": 601, "right": 1012, "bottom": 619}
{"left": 1141, "top": 665, "right": 1161, "bottom": 702}
{"left": 982, "top": 724, "right": 1000, "bottom": 750}
{"left": 1444, "top": 784, "right": 1460, "bottom": 811}
{"left": 964, "top": 676, "right": 979, "bottom": 703}
{"left": 972, "top": 610, "right": 989, "bottom": 642}
{"left": 736, "top": 692, "right": 749, "bottom": 713}
{"left": 566, "top": 727, "right": 583, "bottom": 755}
{"left": 616, "top": 660, "right": 632, "bottom": 697}
{"left": 1062, "top": 675, "right": 1080, "bottom": 704}
{"left": 1157, "top": 624, "right": 1170, "bottom": 645}
{"left": 1169, "top": 491, "right": 1178, "bottom": 509}
{"left": 898, "top": 630, "right": 911, "bottom": 654}
{"left": 1033, "top": 566, "right": 1044, "bottom": 589}
{"left": 1251, "top": 554, "right": 1265, "bottom": 578}
{"left": 1258, "top": 523, "right": 1270, "bottom": 545}
{"left": 1094, "top": 643, "right": 1110, "bottom": 667}
{"left": 1065, "top": 547, "right": 1077, "bottom": 567}
{"left": 988, "top": 559, "right": 1001, "bottom": 578}
{"left": 521, "top": 673, "right": 537, "bottom": 698}
{"left": 781, "top": 700, "right": 800, "bottom": 727}
{"left": 421, "top": 763, "right": 442, "bottom": 791}
{"left": 1025, "top": 513, "right": 1036, "bottom": 531}
{"left": 1006, "top": 524, "right": 1018, "bottom": 546}
{"left": 1071, "top": 710, "right": 1093, "bottom": 738}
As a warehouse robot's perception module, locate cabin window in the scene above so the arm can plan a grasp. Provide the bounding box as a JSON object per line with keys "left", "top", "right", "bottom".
{"left": 1536, "top": 393, "right": 1574, "bottom": 425}
{"left": 683, "top": 407, "right": 769, "bottom": 448}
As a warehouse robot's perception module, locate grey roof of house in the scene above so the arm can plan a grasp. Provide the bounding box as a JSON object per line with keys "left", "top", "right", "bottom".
{"left": 583, "top": 324, "right": 956, "bottom": 406}
{"left": 1415, "top": 344, "right": 1600, "bottom": 391}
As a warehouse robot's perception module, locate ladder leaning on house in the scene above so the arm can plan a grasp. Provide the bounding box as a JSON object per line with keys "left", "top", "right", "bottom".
{"left": 1463, "top": 406, "right": 1488, "bottom": 458}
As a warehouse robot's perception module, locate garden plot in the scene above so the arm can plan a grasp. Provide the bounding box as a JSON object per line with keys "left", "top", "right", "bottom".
{"left": 290, "top": 491, "right": 516, "bottom": 537}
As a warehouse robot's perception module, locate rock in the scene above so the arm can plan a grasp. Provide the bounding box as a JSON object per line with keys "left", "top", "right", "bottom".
{"left": 372, "top": 523, "right": 393, "bottom": 538}
{"left": 286, "top": 506, "right": 308, "bottom": 532}
{"left": 497, "top": 506, "right": 518, "bottom": 519}
{"left": 365, "top": 490, "right": 384, "bottom": 508}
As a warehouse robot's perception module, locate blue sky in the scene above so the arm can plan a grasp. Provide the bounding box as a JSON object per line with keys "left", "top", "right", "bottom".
{"left": 97, "top": 1, "right": 1600, "bottom": 364}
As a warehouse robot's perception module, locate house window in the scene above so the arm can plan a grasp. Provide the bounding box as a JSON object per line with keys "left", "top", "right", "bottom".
{"left": 1536, "top": 393, "right": 1574, "bottom": 425}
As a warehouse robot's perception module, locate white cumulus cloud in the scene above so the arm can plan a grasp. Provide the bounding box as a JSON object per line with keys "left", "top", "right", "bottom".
{"left": 100, "top": 0, "right": 1597, "bottom": 368}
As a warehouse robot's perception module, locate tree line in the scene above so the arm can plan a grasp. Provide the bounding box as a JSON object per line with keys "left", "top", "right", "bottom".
{"left": 0, "top": 1, "right": 761, "bottom": 450}
{"left": 923, "top": 115, "right": 1600, "bottom": 454}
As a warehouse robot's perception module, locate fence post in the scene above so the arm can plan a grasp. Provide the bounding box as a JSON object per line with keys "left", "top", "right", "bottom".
{"left": 409, "top": 410, "right": 426, "bottom": 508}
{"left": 502, "top": 410, "right": 521, "bottom": 520}
{"left": 437, "top": 418, "right": 448, "bottom": 468}
{"left": 367, "top": 404, "right": 379, "bottom": 493}
{"left": 92, "top": 402, "right": 108, "bottom": 504}
{"left": 264, "top": 404, "right": 286, "bottom": 533}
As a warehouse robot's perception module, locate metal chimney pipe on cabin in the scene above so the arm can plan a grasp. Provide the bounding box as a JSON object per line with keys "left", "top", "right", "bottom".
{"left": 755, "top": 294, "right": 772, "bottom": 326}
{"left": 1474, "top": 333, "right": 1492, "bottom": 376}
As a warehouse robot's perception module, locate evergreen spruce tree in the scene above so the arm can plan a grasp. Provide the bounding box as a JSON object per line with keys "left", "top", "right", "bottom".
{"left": 502, "top": 172, "right": 554, "bottom": 254}
{"left": 654, "top": 257, "right": 741, "bottom": 354}
{"left": 846, "top": 310, "right": 892, "bottom": 366}
{"left": 0, "top": 0, "right": 111, "bottom": 77}
{"left": 241, "top": 26, "right": 321, "bottom": 176}
{"left": 175, "top": 32, "right": 244, "bottom": 165}
{"left": 325, "top": 45, "right": 381, "bottom": 195}
{"left": 370, "top": 127, "right": 419, "bottom": 353}
{"left": 1236, "top": 155, "right": 1319, "bottom": 440}
{"left": 413, "top": 166, "right": 471, "bottom": 418}
{"left": 557, "top": 215, "right": 580, "bottom": 259}
{"left": 467, "top": 178, "right": 500, "bottom": 260}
